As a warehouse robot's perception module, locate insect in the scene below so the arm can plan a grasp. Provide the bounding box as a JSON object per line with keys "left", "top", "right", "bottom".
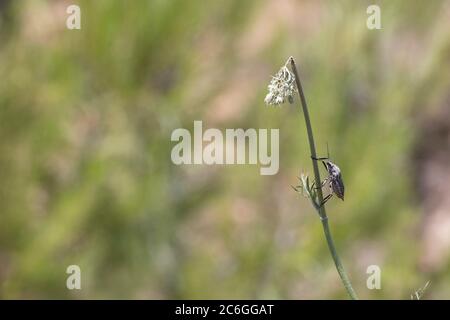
{"left": 311, "top": 145, "right": 345, "bottom": 207}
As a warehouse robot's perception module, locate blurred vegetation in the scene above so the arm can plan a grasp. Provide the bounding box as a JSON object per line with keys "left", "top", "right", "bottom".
{"left": 0, "top": 0, "right": 450, "bottom": 299}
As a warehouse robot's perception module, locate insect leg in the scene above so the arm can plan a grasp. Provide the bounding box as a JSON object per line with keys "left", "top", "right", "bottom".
{"left": 319, "top": 193, "right": 333, "bottom": 208}
{"left": 312, "top": 178, "right": 328, "bottom": 190}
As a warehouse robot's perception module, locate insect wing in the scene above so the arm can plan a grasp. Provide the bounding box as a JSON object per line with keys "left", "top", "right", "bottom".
{"left": 331, "top": 172, "right": 345, "bottom": 200}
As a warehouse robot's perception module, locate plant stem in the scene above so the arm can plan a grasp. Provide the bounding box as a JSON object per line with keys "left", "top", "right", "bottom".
{"left": 288, "top": 56, "right": 358, "bottom": 300}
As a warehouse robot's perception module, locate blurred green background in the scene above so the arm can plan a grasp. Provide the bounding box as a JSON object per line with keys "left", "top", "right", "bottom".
{"left": 1, "top": 0, "right": 450, "bottom": 299}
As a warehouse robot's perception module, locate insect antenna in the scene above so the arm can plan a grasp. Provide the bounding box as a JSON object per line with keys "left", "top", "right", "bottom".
{"left": 311, "top": 143, "right": 331, "bottom": 161}
{"left": 326, "top": 142, "right": 332, "bottom": 161}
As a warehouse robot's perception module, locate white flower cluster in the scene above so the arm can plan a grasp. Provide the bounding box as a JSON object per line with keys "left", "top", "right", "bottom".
{"left": 264, "top": 65, "right": 297, "bottom": 106}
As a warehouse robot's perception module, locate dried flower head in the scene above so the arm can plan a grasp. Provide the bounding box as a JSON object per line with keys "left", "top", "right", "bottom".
{"left": 292, "top": 173, "right": 320, "bottom": 211}
{"left": 264, "top": 64, "right": 297, "bottom": 106}
{"left": 411, "top": 281, "right": 430, "bottom": 300}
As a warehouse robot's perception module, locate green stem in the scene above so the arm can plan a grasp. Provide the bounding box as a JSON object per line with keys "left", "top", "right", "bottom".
{"left": 289, "top": 56, "right": 358, "bottom": 300}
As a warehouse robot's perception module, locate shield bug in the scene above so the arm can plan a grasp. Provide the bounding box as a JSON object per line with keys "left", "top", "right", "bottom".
{"left": 311, "top": 145, "right": 345, "bottom": 207}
